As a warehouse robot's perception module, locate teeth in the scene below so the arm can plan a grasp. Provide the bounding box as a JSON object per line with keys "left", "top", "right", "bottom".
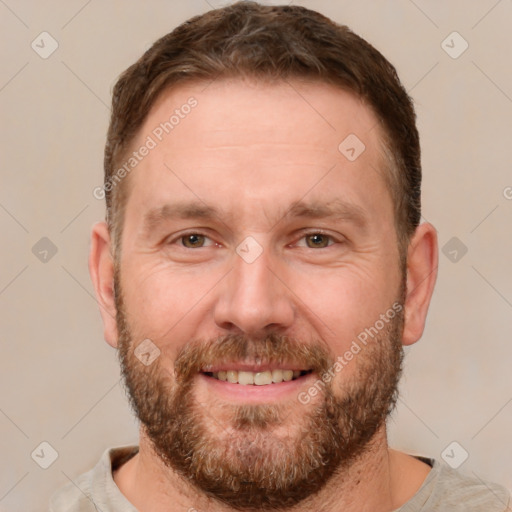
{"left": 238, "top": 371, "right": 254, "bottom": 385}
{"left": 271, "top": 369, "right": 283, "bottom": 383}
{"left": 282, "top": 370, "right": 293, "bottom": 382}
{"left": 254, "top": 371, "right": 272, "bottom": 385}
{"left": 210, "top": 369, "right": 306, "bottom": 385}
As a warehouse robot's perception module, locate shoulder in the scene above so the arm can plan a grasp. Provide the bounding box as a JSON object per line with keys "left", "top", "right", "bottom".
{"left": 410, "top": 459, "right": 510, "bottom": 511}
{"left": 48, "top": 464, "right": 98, "bottom": 512}
{"left": 48, "top": 445, "right": 139, "bottom": 512}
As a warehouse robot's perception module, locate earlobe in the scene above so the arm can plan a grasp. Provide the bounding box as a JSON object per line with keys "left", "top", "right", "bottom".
{"left": 402, "top": 223, "right": 438, "bottom": 346}
{"left": 89, "top": 221, "right": 119, "bottom": 348}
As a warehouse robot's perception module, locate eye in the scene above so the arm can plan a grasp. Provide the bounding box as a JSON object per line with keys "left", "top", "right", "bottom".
{"left": 178, "top": 233, "right": 213, "bottom": 248}
{"left": 298, "top": 232, "right": 336, "bottom": 249}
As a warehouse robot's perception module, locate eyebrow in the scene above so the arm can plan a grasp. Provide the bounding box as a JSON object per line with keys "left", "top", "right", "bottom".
{"left": 282, "top": 199, "right": 368, "bottom": 228}
{"left": 142, "top": 202, "right": 224, "bottom": 234}
{"left": 141, "top": 198, "right": 368, "bottom": 235}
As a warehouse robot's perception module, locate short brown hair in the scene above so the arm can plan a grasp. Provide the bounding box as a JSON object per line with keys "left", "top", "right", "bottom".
{"left": 104, "top": 1, "right": 421, "bottom": 255}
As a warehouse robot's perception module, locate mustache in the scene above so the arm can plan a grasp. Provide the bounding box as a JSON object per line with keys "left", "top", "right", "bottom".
{"left": 173, "top": 332, "right": 334, "bottom": 383}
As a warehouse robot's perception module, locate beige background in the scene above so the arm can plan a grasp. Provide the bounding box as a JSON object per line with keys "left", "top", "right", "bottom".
{"left": 1, "top": 1, "right": 511, "bottom": 510}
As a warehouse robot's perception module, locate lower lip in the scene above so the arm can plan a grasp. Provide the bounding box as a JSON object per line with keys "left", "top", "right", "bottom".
{"left": 197, "top": 372, "right": 315, "bottom": 403}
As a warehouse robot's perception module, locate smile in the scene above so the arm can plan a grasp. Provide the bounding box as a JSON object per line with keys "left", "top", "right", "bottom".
{"left": 203, "top": 369, "right": 312, "bottom": 385}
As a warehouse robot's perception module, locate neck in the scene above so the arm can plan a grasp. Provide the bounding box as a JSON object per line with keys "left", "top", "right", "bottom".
{"left": 113, "top": 425, "right": 429, "bottom": 512}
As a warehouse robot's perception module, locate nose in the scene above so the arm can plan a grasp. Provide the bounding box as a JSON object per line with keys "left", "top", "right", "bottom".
{"left": 213, "top": 244, "right": 295, "bottom": 336}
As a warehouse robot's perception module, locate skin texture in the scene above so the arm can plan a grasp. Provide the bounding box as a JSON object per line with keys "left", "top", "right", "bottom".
{"left": 89, "top": 78, "right": 438, "bottom": 512}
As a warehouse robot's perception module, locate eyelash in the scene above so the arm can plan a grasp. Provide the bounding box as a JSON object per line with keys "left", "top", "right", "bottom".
{"left": 169, "top": 230, "right": 340, "bottom": 249}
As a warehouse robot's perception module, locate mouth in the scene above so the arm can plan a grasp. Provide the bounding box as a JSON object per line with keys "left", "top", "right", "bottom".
{"left": 202, "top": 369, "right": 313, "bottom": 386}
{"left": 197, "top": 362, "right": 317, "bottom": 402}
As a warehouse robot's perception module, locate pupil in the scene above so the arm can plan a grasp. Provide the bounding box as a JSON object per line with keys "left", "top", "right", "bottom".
{"left": 185, "top": 234, "right": 203, "bottom": 247}
{"left": 309, "top": 234, "right": 325, "bottom": 247}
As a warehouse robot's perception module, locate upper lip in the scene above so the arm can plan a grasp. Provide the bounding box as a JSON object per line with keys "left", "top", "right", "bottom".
{"left": 200, "top": 363, "right": 310, "bottom": 373}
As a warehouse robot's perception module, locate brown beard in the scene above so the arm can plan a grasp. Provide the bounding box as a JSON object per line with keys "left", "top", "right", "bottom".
{"left": 115, "top": 270, "right": 405, "bottom": 510}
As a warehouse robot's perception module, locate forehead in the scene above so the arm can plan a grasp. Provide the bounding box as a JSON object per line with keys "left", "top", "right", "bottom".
{"left": 140, "top": 77, "right": 381, "bottom": 157}
{"left": 123, "top": 78, "right": 393, "bottom": 232}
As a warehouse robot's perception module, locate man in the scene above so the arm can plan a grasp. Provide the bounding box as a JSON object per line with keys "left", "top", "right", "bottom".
{"left": 50, "top": 2, "right": 510, "bottom": 511}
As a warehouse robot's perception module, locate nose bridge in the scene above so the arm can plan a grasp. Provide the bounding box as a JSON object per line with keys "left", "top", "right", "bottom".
{"left": 214, "top": 240, "right": 294, "bottom": 334}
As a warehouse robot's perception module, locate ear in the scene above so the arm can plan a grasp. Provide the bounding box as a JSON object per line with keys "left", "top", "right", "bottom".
{"left": 402, "top": 222, "right": 438, "bottom": 346}
{"left": 89, "top": 221, "right": 119, "bottom": 348}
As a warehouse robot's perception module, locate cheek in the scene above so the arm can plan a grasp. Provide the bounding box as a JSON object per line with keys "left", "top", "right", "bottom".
{"left": 120, "top": 259, "right": 222, "bottom": 342}
{"left": 291, "top": 264, "right": 400, "bottom": 354}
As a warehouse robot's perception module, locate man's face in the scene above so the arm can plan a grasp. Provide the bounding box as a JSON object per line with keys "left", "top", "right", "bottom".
{"left": 115, "top": 79, "right": 405, "bottom": 508}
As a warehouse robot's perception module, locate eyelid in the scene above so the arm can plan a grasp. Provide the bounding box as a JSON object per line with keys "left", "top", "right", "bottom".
{"left": 166, "top": 230, "right": 217, "bottom": 247}
{"left": 293, "top": 229, "right": 343, "bottom": 248}
{"left": 165, "top": 229, "right": 344, "bottom": 249}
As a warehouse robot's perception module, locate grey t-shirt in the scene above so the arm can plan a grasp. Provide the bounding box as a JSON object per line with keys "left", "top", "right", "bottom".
{"left": 49, "top": 446, "right": 510, "bottom": 511}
